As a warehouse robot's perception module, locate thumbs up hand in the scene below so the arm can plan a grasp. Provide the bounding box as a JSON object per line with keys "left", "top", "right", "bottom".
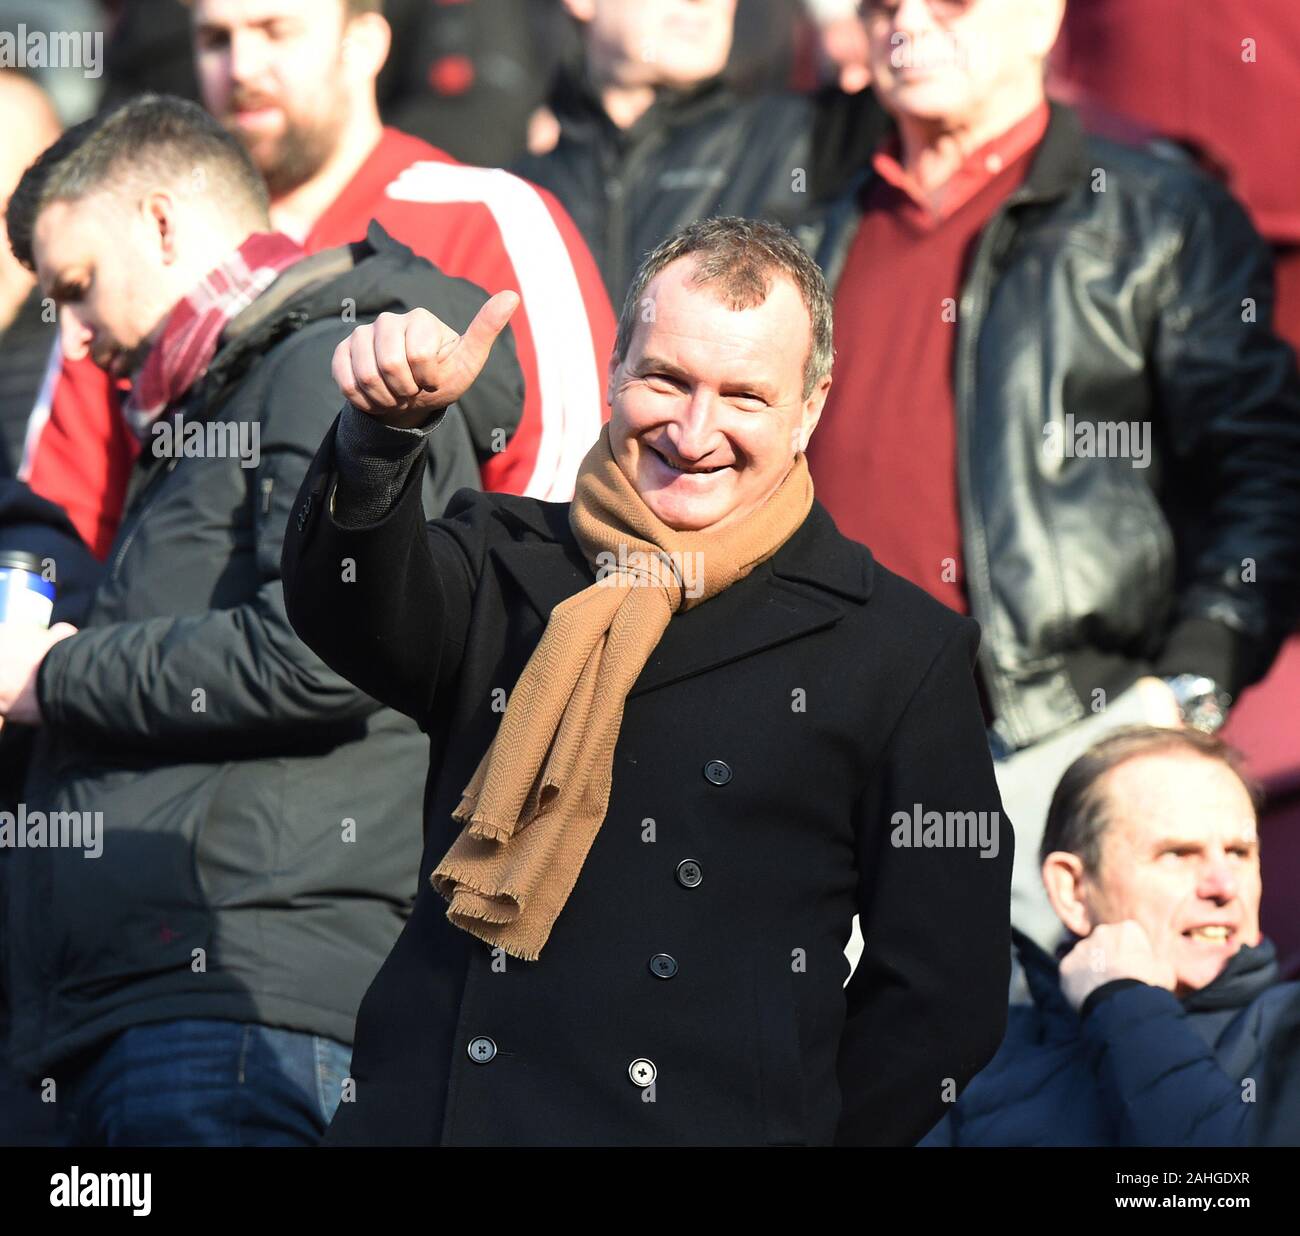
{"left": 332, "top": 292, "right": 520, "bottom": 429}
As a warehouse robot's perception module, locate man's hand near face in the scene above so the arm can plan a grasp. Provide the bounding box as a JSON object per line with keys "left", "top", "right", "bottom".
{"left": 0, "top": 622, "right": 78, "bottom": 728}
{"left": 1059, "top": 919, "right": 1178, "bottom": 1010}
{"left": 333, "top": 294, "right": 519, "bottom": 430}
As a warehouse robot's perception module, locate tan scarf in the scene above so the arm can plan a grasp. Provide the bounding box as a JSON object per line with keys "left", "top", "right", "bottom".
{"left": 430, "top": 423, "right": 814, "bottom": 960}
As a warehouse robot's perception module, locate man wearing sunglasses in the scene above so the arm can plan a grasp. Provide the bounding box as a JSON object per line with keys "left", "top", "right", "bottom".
{"left": 805, "top": 0, "right": 1300, "bottom": 992}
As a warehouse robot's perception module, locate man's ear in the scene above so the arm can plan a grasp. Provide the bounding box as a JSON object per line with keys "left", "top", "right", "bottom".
{"left": 797, "top": 374, "right": 831, "bottom": 452}
{"left": 1041, "top": 851, "right": 1096, "bottom": 938}
{"left": 562, "top": 0, "right": 596, "bottom": 23}
{"left": 342, "top": 11, "right": 391, "bottom": 83}
{"left": 142, "top": 191, "right": 180, "bottom": 265}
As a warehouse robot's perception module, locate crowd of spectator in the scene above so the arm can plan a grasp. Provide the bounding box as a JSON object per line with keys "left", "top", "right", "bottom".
{"left": 1, "top": 0, "right": 1298, "bottom": 1149}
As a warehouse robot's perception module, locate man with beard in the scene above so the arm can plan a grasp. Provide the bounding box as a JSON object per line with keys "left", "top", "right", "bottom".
{"left": 18, "top": 0, "right": 614, "bottom": 558}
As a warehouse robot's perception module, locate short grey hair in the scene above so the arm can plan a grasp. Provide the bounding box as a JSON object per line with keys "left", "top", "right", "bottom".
{"left": 614, "top": 216, "right": 835, "bottom": 400}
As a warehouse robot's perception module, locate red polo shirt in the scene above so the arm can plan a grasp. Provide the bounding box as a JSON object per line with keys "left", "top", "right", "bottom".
{"left": 808, "top": 102, "right": 1048, "bottom": 615}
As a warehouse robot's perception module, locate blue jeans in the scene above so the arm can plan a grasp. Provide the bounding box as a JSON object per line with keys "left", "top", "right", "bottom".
{"left": 58, "top": 1018, "right": 352, "bottom": 1147}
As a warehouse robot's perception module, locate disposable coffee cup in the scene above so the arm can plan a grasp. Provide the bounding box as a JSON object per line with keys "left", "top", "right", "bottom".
{"left": 0, "top": 551, "right": 55, "bottom": 629}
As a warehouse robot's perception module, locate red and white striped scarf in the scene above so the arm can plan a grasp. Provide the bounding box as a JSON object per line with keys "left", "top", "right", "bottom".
{"left": 122, "top": 231, "right": 305, "bottom": 440}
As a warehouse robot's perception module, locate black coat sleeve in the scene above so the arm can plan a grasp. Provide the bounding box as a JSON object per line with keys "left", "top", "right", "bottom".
{"left": 1151, "top": 176, "right": 1300, "bottom": 692}
{"left": 281, "top": 416, "right": 494, "bottom": 726}
{"left": 836, "top": 617, "right": 1014, "bottom": 1146}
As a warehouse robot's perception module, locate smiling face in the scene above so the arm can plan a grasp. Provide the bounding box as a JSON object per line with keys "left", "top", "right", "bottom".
{"left": 1078, "top": 752, "right": 1263, "bottom": 996}
{"left": 32, "top": 194, "right": 193, "bottom": 375}
{"left": 193, "top": 0, "right": 357, "bottom": 195}
{"left": 606, "top": 255, "right": 828, "bottom": 533}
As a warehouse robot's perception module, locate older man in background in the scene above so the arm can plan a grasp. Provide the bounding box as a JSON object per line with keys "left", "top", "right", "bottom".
{"left": 806, "top": 0, "right": 1300, "bottom": 980}
{"left": 923, "top": 726, "right": 1300, "bottom": 1146}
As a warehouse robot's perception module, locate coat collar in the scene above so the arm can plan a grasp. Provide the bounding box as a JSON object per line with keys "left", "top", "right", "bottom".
{"left": 488, "top": 497, "right": 873, "bottom": 699}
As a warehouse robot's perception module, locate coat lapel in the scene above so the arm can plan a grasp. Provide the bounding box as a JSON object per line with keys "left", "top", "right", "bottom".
{"left": 488, "top": 498, "right": 874, "bottom": 699}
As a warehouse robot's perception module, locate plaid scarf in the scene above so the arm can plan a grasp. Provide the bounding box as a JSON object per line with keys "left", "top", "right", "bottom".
{"left": 122, "top": 231, "right": 305, "bottom": 440}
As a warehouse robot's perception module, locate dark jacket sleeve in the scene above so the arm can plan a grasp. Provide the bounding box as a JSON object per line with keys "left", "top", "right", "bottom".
{"left": 1151, "top": 176, "right": 1300, "bottom": 693}
{"left": 1080, "top": 984, "right": 1250, "bottom": 1146}
{"left": 34, "top": 328, "right": 397, "bottom": 752}
{"left": 836, "top": 617, "right": 1014, "bottom": 1146}
{"left": 280, "top": 413, "right": 494, "bottom": 726}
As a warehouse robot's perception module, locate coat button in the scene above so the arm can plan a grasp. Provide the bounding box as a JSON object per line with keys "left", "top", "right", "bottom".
{"left": 649, "top": 953, "right": 678, "bottom": 979}
{"left": 675, "top": 859, "right": 702, "bottom": 888}
{"left": 703, "top": 759, "right": 732, "bottom": 785}
{"left": 629, "top": 1058, "right": 657, "bottom": 1087}
{"left": 467, "top": 1036, "right": 497, "bottom": 1064}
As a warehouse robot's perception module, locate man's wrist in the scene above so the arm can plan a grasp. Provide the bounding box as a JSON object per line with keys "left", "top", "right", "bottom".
{"left": 331, "top": 404, "right": 439, "bottom": 529}
{"left": 1078, "top": 977, "right": 1149, "bottom": 1020}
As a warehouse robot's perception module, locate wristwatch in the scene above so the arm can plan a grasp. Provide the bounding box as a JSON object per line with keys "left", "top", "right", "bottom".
{"left": 1161, "top": 674, "right": 1232, "bottom": 734}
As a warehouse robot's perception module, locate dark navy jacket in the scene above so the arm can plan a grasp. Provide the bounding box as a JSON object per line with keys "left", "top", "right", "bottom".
{"left": 922, "top": 929, "right": 1300, "bottom": 1146}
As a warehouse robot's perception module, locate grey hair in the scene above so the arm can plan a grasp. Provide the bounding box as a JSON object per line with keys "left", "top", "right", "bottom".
{"left": 613, "top": 216, "right": 834, "bottom": 400}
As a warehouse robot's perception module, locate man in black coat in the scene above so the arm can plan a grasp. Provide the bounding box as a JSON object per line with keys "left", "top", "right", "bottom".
{"left": 923, "top": 726, "right": 1300, "bottom": 1147}
{"left": 0, "top": 94, "right": 520, "bottom": 1145}
{"left": 281, "top": 215, "right": 1013, "bottom": 1146}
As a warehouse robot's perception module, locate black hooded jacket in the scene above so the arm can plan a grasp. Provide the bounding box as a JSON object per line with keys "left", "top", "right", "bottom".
{"left": 1, "top": 223, "right": 523, "bottom": 1077}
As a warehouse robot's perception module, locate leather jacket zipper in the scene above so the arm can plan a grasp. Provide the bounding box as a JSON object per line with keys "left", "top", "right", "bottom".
{"left": 955, "top": 205, "right": 1022, "bottom": 744}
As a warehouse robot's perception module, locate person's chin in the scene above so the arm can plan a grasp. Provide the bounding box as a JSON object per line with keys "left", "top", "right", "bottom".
{"left": 883, "top": 77, "right": 969, "bottom": 122}
{"left": 645, "top": 491, "right": 730, "bottom": 533}
{"left": 638, "top": 458, "right": 736, "bottom": 530}
{"left": 1175, "top": 942, "right": 1240, "bottom": 993}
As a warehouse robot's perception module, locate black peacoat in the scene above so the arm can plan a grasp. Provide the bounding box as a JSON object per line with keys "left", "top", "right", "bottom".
{"left": 280, "top": 413, "right": 1015, "bottom": 1146}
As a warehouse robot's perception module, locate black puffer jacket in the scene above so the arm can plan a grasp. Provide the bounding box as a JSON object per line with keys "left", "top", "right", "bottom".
{"left": 513, "top": 66, "right": 885, "bottom": 304}
{"left": 2, "top": 223, "right": 522, "bottom": 1077}
{"left": 921, "top": 930, "right": 1300, "bottom": 1146}
{"left": 810, "top": 103, "right": 1300, "bottom": 751}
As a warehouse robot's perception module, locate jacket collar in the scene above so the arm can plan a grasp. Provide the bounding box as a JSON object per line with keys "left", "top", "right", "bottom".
{"left": 488, "top": 496, "right": 872, "bottom": 699}
{"left": 550, "top": 60, "right": 734, "bottom": 145}
{"left": 1013, "top": 100, "right": 1091, "bottom": 207}
{"left": 846, "top": 98, "right": 1088, "bottom": 214}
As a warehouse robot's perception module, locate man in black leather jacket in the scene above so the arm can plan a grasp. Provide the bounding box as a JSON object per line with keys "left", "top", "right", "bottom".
{"left": 803, "top": 0, "right": 1300, "bottom": 962}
